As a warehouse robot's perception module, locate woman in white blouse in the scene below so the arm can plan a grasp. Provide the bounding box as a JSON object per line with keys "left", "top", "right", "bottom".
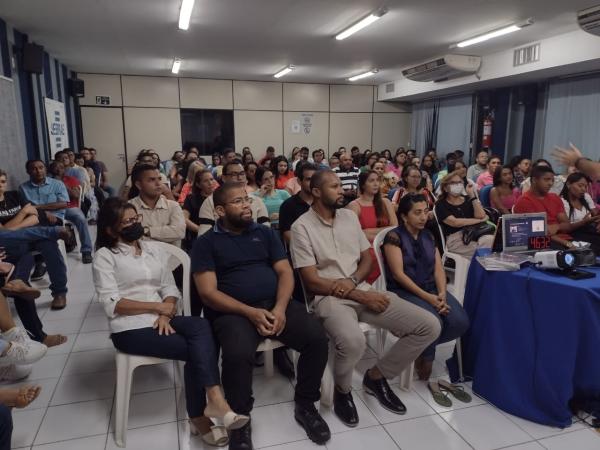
{"left": 92, "top": 198, "right": 247, "bottom": 447}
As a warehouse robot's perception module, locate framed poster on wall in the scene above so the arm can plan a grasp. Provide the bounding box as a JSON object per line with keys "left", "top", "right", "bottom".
{"left": 44, "top": 98, "right": 70, "bottom": 158}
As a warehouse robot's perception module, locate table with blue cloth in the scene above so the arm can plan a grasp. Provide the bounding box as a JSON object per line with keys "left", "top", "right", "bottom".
{"left": 458, "top": 249, "right": 600, "bottom": 428}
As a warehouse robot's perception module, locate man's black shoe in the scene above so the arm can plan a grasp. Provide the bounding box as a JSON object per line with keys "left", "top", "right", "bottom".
{"left": 333, "top": 389, "right": 359, "bottom": 427}
{"left": 273, "top": 347, "right": 295, "bottom": 379}
{"left": 362, "top": 370, "right": 406, "bottom": 415}
{"left": 30, "top": 262, "right": 47, "bottom": 281}
{"left": 294, "top": 403, "right": 330, "bottom": 444}
{"left": 229, "top": 420, "right": 253, "bottom": 450}
{"left": 82, "top": 252, "right": 93, "bottom": 264}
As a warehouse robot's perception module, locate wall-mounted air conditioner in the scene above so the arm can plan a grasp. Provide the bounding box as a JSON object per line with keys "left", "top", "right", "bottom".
{"left": 578, "top": 4, "right": 600, "bottom": 37}
{"left": 402, "top": 55, "right": 481, "bottom": 82}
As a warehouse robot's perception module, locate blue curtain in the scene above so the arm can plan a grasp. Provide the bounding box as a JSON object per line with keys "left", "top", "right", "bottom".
{"left": 435, "top": 95, "right": 473, "bottom": 156}
{"left": 410, "top": 99, "right": 439, "bottom": 155}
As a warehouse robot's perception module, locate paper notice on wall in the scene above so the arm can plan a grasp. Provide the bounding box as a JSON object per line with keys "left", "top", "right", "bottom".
{"left": 291, "top": 120, "right": 300, "bottom": 134}
{"left": 43, "top": 98, "right": 69, "bottom": 159}
{"left": 301, "top": 113, "right": 313, "bottom": 135}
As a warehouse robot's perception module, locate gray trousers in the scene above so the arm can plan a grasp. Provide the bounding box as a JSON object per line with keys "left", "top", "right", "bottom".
{"left": 445, "top": 231, "right": 494, "bottom": 258}
{"left": 313, "top": 288, "right": 441, "bottom": 392}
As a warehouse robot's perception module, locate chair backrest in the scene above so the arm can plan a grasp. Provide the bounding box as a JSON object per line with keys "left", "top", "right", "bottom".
{"left": 152, "top": 242, "right": 191, "bottom": 316}
{"left": 432, "top": 207, "right": 448, "bottom": 254}
{"left": 479, "top": 184, "right": 493, "bottom": 207}
{"left": 78, "top": 185, "right": 83, "bottom": 208}
{"left": 372, "top": 226, "right": 396, "bottom": 291}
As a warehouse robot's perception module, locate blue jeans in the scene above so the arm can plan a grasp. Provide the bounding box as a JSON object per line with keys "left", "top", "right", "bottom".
{"left": 64, "top": 208, "right": 92, "bottom": 254}
{"left": 0, "top": 226, "right": 61, "bottom": 241}
{"left": 392, "top": 287, "right": 469, "bottom": 362}
{"left": 0, "top": 405, "right": 11, "bottom": 450}
{"left": 110, "top": 316, "right": 220, "bottom": 418}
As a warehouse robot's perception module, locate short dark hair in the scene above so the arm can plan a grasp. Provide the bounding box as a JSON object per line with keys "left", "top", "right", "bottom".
{"left": 397, "top": 193, "right": 428, "bottom": 221}
{"left": 254, "top": 166, "right": 272, "bottom": 187}
{"left": 223, "top": 148, "right": 236, "bottom": 158}
{"left": 488, "top": 154, "right": 502, "bottom": 164}
{"left": 131, "top": 164, "right": 159, "bottom": 185}
{"left": 48, "top": 160, "right": 62, "bottom": 175}
{"left": 266, "top": 146, "right": 275, "bottom": 153}
{"left": 310, "top": 169, "right": 334, "bottom": 191}
{"left": 213, "top": 182, "right": 245, "bottom": 207}
{"left": 25, "top": 159, "right": 44, "bottom": 172}
{"left": 530, "top": 165, "right": 554, "bottom": 179}
{"left": 297, "top": 162, "right": 318, "bottom": 180}
{"left": 222, "top": 160, "right": 243, "bottom": 176}
{"left": 312, "top": 149, "right": 324, "bottom": 158}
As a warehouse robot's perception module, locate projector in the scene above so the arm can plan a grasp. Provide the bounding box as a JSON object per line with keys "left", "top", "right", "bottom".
{"left": 533, "top": 250, "right": 576, "bottom": 270}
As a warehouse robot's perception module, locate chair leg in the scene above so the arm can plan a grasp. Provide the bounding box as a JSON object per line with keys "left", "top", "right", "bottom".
{"left": 114, "top": 354, "right": 134, "bottom": 448}
{"left": 398, "top": 363, "right": 414, "bottom": 391}
{"left": 456, "top": 338, "right": 464, "bottom": 382}
{"left": 264, "top": 349, "right": 274, "bottom": 377}
{"left": 320, "top": 342, "right": 335, "bottom": 408}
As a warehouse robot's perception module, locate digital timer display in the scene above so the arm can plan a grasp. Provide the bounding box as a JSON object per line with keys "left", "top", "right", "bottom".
{"left": 528, "top": 235, "right": 551, "bottom": 250}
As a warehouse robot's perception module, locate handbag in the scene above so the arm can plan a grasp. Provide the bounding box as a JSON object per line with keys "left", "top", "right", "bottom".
{"left": 462, "top": 222, "right": 496, "bottom": 245}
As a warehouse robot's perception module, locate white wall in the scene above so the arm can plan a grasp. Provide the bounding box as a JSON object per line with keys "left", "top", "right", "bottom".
{"left": 79, "top": 75, "right": 411, "bottom": 172}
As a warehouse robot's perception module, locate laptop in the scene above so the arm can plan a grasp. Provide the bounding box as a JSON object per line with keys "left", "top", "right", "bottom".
{"left": 499, "top": 212, "right": 548, "bottom": 255}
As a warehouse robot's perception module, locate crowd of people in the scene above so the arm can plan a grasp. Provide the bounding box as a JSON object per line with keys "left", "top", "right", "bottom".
{"left": 1, "top": 141, "right": 598, "bottom": 449}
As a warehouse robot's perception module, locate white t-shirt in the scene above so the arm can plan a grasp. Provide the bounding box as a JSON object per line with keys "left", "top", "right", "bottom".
{"left": 562, "top": 193, "right": 595, "bottom": 223}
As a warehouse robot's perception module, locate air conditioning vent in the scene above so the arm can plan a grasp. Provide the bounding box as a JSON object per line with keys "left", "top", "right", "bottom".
{"left": 385, "top": 83, "right": 395, "bottom": 93}
{"left": 578, "top": 4, "right": 600, "bottom": 36}
{"left": 513, "top": 43, "right": 540, "bottom": 67}
{"left": 401, "top": 55, "right": 481, "bottom": 82}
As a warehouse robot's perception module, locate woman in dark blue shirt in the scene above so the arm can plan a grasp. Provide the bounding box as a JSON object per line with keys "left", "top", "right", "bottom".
{"left": 382, "top": 194, "right": 469, "bottom": 382}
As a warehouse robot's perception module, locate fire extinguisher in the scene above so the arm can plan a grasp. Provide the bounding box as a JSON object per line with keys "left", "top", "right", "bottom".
{"left": 482, "top": 114, "right": 493, "bottom": 148}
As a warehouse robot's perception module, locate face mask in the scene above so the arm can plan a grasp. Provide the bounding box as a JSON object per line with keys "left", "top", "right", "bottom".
{"left": 449, "top": 184, "right": 464, "bottom": 195}
{"left": 120, "top": 222, "right": 144, "bottom": 242}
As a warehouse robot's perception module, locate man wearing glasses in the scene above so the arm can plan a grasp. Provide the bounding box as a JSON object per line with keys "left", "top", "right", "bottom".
{"left": 197, "top": 160, "right": 269, "bottom": 235}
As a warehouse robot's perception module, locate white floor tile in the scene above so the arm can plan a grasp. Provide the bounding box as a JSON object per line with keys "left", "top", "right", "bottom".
{"left": 42, "top": 317, "right": 83, "bottom": 335}
{"left": 44, "top": 304, "right": 89, "bottom": 321}
{"left": 131, "top": 361, "right": 175, "bottom": 394}
{"left": 27, "top": 354, "right": 69, "bottom": 381}
{"left": 249, "top": 402, "right": 309, "bottom": 448}
{"left": 538, "top": 428, "right": 600, "bottom": 450}
{"left": 50, "top": 370, "right": 115, "bottom": 405}
{"left": 80, "top": 315, "right": 109, "bottom": 332}
{"left": 501, "top": 411, "right": 585, "bottom": 440}
{"left": 3, "top": 377, "right": 59, "bottom": 411}
{"left": 62, "top": 348, "right": 115, "bottom": 376}
{"left": 384, "top": 415, "right": 471, "bottom": 450}
{"left": 253, "top": 373, "right": 295, "bottom": 407}
{"left": 317, "top": 393, "right": 380, "bottom": 433}
{"left": 255, "top": 441, "right": 322, "bottom": 450}
{"left": 72, "top": 331, "right": 113, "bottom": 352}
{"left": 357, "top": 385, "right": 435, "bottom": 424}
{"left": 326, "top": 425, "right": 399, "bottom": 450}
{"left": 11, "top": 407, "right": 46, "bottom": 448}
{"left": 440, "top": 404, "right": 532, "bottom": 450}
{"left": 32, "top": 434, "right": 107, "bottom": 450}
{"left": 502, "top": 442, "right": 545, "bottom": 450}
{"left": 106, "top": 422, "right": 179, "bottom": 450}
{"left": 110, "top": 388, "right": 177, "bottom": 431}
{"left": 34, "top": 399, "right": 111, "bottom": 445}
{"left": 86, "top": 303, "right": 107, "bottom": 317}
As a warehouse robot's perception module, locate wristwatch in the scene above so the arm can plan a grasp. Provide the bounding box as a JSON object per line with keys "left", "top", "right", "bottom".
{"left": 349, "top": 275, "right": 359, "bottom": 286}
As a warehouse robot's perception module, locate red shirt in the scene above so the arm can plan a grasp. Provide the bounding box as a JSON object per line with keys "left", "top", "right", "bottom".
{"left": 513, "top": 191, "right": 571, "bottom": 239}
{"left": 62, "top": 175, "right": 81, "bottom": 208}
{"left": 275, "top": 172, "right": 294, "bottom": 190}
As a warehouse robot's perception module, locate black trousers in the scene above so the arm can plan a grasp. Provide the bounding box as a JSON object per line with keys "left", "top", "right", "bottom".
{"left": 211, "top": 301, "right": 328, "bottom": 415}
{"left": 111, "top": 316, "right": 220, "bottom": 418}
{"left": 0, "top": 405, "right": 11, "bottom": 450}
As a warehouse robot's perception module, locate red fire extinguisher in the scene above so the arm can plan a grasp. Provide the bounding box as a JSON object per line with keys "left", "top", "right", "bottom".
{"left": 482, "top": 114, "right": 493, "bottom": 148}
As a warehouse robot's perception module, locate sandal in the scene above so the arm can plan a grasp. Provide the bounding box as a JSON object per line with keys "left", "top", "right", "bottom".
{"left": 190, "top": 420, "right": 228, "bottom": 447}
{"left": 438, "top": 380, "right": 472, "bottom": 403}
{"left": 427, "top": 381, "right": 452, "bottom": 407}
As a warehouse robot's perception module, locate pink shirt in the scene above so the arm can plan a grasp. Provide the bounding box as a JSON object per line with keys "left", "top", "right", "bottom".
{"left": 476, "top": 171, "right": 494, "bottom": 189}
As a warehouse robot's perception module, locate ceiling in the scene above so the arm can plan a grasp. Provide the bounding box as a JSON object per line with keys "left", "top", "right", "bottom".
{"left": 0, "top": 0, "right": 595, "bottom": 84}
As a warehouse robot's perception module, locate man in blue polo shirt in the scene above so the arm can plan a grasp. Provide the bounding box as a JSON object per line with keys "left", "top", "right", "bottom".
{"left": 192, "top": 182, "right": 330, "bottom": 450}
{"left": 19, "top": 160, "right": 69, "bottom": 224}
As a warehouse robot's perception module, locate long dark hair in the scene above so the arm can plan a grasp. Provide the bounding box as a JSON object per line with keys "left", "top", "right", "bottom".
{"left": 420, "top": 154, "right": 437, "bottom": 177}
{"left": 560, "top": 172, "right": 593, "bottom": 219}
{"left": 493, "top": 164, "right": 513, "bottom": 187}
{"left": 270, "top": 155, "right": 289, "bottom": 180}
{"left": 254, "top": 166, "right": 272, "bottom": 188}
{"left": 358, "top": 170, "right": 388, "bottom": 227}
{"left": 96, "top": 198, "right": 138, "bottom": 251}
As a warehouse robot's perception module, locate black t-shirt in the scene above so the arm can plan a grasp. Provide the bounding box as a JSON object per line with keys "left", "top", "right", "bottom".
{"left": 279, "top": 193, "right": 310, "bottom": 235}
{"left": 182, "top": 193, "right": 207, "bottom": 247}
{"left": 434, "top": 196, "right": 475, "bottom": 237}
{"left": 0, "top": 191, "right": 25, "bottom": 225}
{"left": 191, "top": 222, "right": 287, "bottom": 319}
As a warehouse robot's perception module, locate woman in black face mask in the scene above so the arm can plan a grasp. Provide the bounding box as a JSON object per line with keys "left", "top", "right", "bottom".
{"left": 93, "top": 198, "right": 248, "bottom": 447}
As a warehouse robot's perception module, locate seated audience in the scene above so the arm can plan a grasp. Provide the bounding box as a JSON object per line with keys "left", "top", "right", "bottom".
{"left": 48, "top": 161, "right": 93, "bottom": 263}
{"left": 162, "top": 150, "right": 185, "bottom": 179}
{"left": 251, "top": 166, "right": 290, "bottom": 229}
{"left": 258, "top": 146, "right": 275, "bottom": 168}
{"left": 392, "top": 165, "right": 436, "bottom": 208}
{"left": 292, "top": 147, "right": 312, "bottom": 171}
{"left": 88, "top": 147, "right": 116, "bottom": 197}
{"left": 242, "top": 153, "right": 254, "bottom": 166}
{"left": 291, "top": 170, "right": 440, "bottom": 427}
{"left": 371, "top": 159, "right": 386, "bottom": 182}
{"left": 193, "top": 183, "right": 331, "bottom": 448}
{"left": 381, "top": 171, "right": 399, "bottom": 198}
{"left": 490, "top": 165, "right": 520, "bottom": 214}
{"left": 520, "top": 159, "right": 566, "bottom": 195}
{"left": 128, "top": 164, "right": 186, "bottom": 247}
{"left": 279, "top": 163, "right": 318, "bottom": 246}
{"left": 476, "top": 155, "right": 502, "bottom": 190}
{"left": 361, "top": 152, "right": 378, "bottom": 173}
{"left": 383, "top": 194, "right": 469, "bottom": 383}
{"left": 436, "top": 160, "right": 476, "bottom": 196}
{"left": 350, "top": 146, "right": 361, "bottom": 167}
{"left": 386, "top": 151, "right": 406, "bottom": 179}
{"left": 182, "top": 169, "right": 216, "bottom": 252}
{"left": 421, "top": 154, "right": 438, "bottom": 184}
{"left": 208, "top": 153, "right": 222, "bottom": 179}
{"left": 435, "top": 171, "right": 494, "bottom": 258}
{"left": 333, "top": 153, "right": 360, "bottom": 205}
{"left": 93, "top": 199, "right": 248, "bottom": 447}
{"left": 272, "top": 156, "right": 294, "bottom": 190}
{"left": 120, "top": 150, "right": 173, "bottom": 200}
{"left": 312, "top": 149, "right": 328, "bottom": 169}
{"left": 509, "top": 156, "right": 531, "bottom": 187}
{"left": 433, "top": 152, "right": 457, "bottom": 184}
{"left": 381, "top": 149, "right": 392, "bottom": 162}
{"left": 244, "top": 161, "right": 259, "bottom": 193}
{"left": 175, "top": 160, "right": 205, "bottom": 205}
{"left": 514, "top": 165, "right": 578, "bottom": 250}
{"left": 467, "top": 150, "right": 489, "bottom": 182}
{"left": 328, "top": 155, "right": 340, "bottom": 170}
{"left": 59, "top": 149, "right": 91, "bottom": 195}
{"left": 347, "top": 171, "right": 397, "bottom": 284}
{"left": 198, "top": 161, "right": 269, "bottom": 235}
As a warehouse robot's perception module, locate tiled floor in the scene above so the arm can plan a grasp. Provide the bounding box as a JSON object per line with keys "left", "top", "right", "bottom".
{"left": 5, "top": 245, "right": 600, "bottom": 450}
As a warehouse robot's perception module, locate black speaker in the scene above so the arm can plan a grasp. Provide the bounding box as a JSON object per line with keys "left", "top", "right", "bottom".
{"left": 22, "top": 43, "right": 44, "bottom": 74}
{"left": 68, "top": 78, "right": 85, "bottom": 98}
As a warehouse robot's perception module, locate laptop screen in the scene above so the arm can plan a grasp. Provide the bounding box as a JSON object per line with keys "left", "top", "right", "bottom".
{"left": 502, "top": 213, "right": 547, "bottom": 252}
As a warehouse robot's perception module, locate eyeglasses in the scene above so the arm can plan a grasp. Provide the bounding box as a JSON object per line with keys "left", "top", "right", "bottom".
{"left": 121, "top": 214, "right": 142, "bottom": 226}
{"left": 227, "top": 197, "right": 253, "bottom": 206}
{"left": 225, "top": 171, "right": 246, "bottom": 179}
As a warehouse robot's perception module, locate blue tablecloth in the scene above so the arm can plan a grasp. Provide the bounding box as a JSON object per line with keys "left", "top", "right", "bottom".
{"left": 459, "top": 250, "right": 600, "bottom": 427}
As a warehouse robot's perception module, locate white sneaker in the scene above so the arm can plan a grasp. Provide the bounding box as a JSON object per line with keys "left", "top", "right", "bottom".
{"left": 1, "top": 327, "right": 47, "bottom": 364}
{"left": 3, "top": 327, "right": 35, "bottom": 345}
{"left": 1, "top": 340, "right": 47, "bottom": 365}
{"left": 0, "top": 364, "right": 32, "bottom": 382}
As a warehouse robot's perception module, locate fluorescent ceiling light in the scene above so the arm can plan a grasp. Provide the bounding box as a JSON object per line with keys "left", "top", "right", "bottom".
{"left": 178, "top": 0, "right": 195, "bottom": 30}
{"left": 455, "top": 19, "right": 534, "bottom": 48}
{"left": 348, "top": 69, "right": 378, "bottom": 82}
{"left": 172, "top": 59, "right": 181, "bottom": 74}
{"left": 336, "top": 9, "right": 387, "bottom": 40}
{"left": 274, "top": 65, "right": 294, "bottom": 78}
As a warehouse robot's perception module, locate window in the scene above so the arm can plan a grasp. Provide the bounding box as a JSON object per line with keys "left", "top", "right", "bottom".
{"left": 180, "top": 109, "right": 234, "bottom": 155}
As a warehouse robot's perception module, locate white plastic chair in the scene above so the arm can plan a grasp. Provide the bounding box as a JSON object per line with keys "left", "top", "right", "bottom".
{"left": 373, "top": 226, "right": 413, "bottom": 391}
{"left": 114, "top": 242, "right": 190, "bottom": 447}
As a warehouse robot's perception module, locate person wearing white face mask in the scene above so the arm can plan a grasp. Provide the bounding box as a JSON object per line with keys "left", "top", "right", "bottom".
{"left": 434, "top": 171, "right": 494, "bottom": 257}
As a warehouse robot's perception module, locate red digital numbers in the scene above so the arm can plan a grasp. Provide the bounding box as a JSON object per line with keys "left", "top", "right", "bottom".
{"left": 528, "top": 236, "right": 550, "bottom": 250}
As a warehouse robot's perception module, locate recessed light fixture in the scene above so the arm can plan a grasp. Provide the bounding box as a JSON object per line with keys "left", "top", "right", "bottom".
{"left": 274, "top": 65, "right": 295, "bottom": 78}
{"left": 455, "top": 19, "right": 534, "bottom": 48}
{"left": 336, "top": 8, "right": 388, "bottom": 40}
{"left": 178, "top": 0, "right": 195, "bottom": 30}
{"left": 172, "top": 59, "right": 181, "bottom": 74}
{"left": 348, "top": 69, "right": 379, "bottom": 82}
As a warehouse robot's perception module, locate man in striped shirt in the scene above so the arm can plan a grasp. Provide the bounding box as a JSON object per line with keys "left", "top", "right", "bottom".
{"left": 333, "top": 153, "right": 359, "bottom": 205}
